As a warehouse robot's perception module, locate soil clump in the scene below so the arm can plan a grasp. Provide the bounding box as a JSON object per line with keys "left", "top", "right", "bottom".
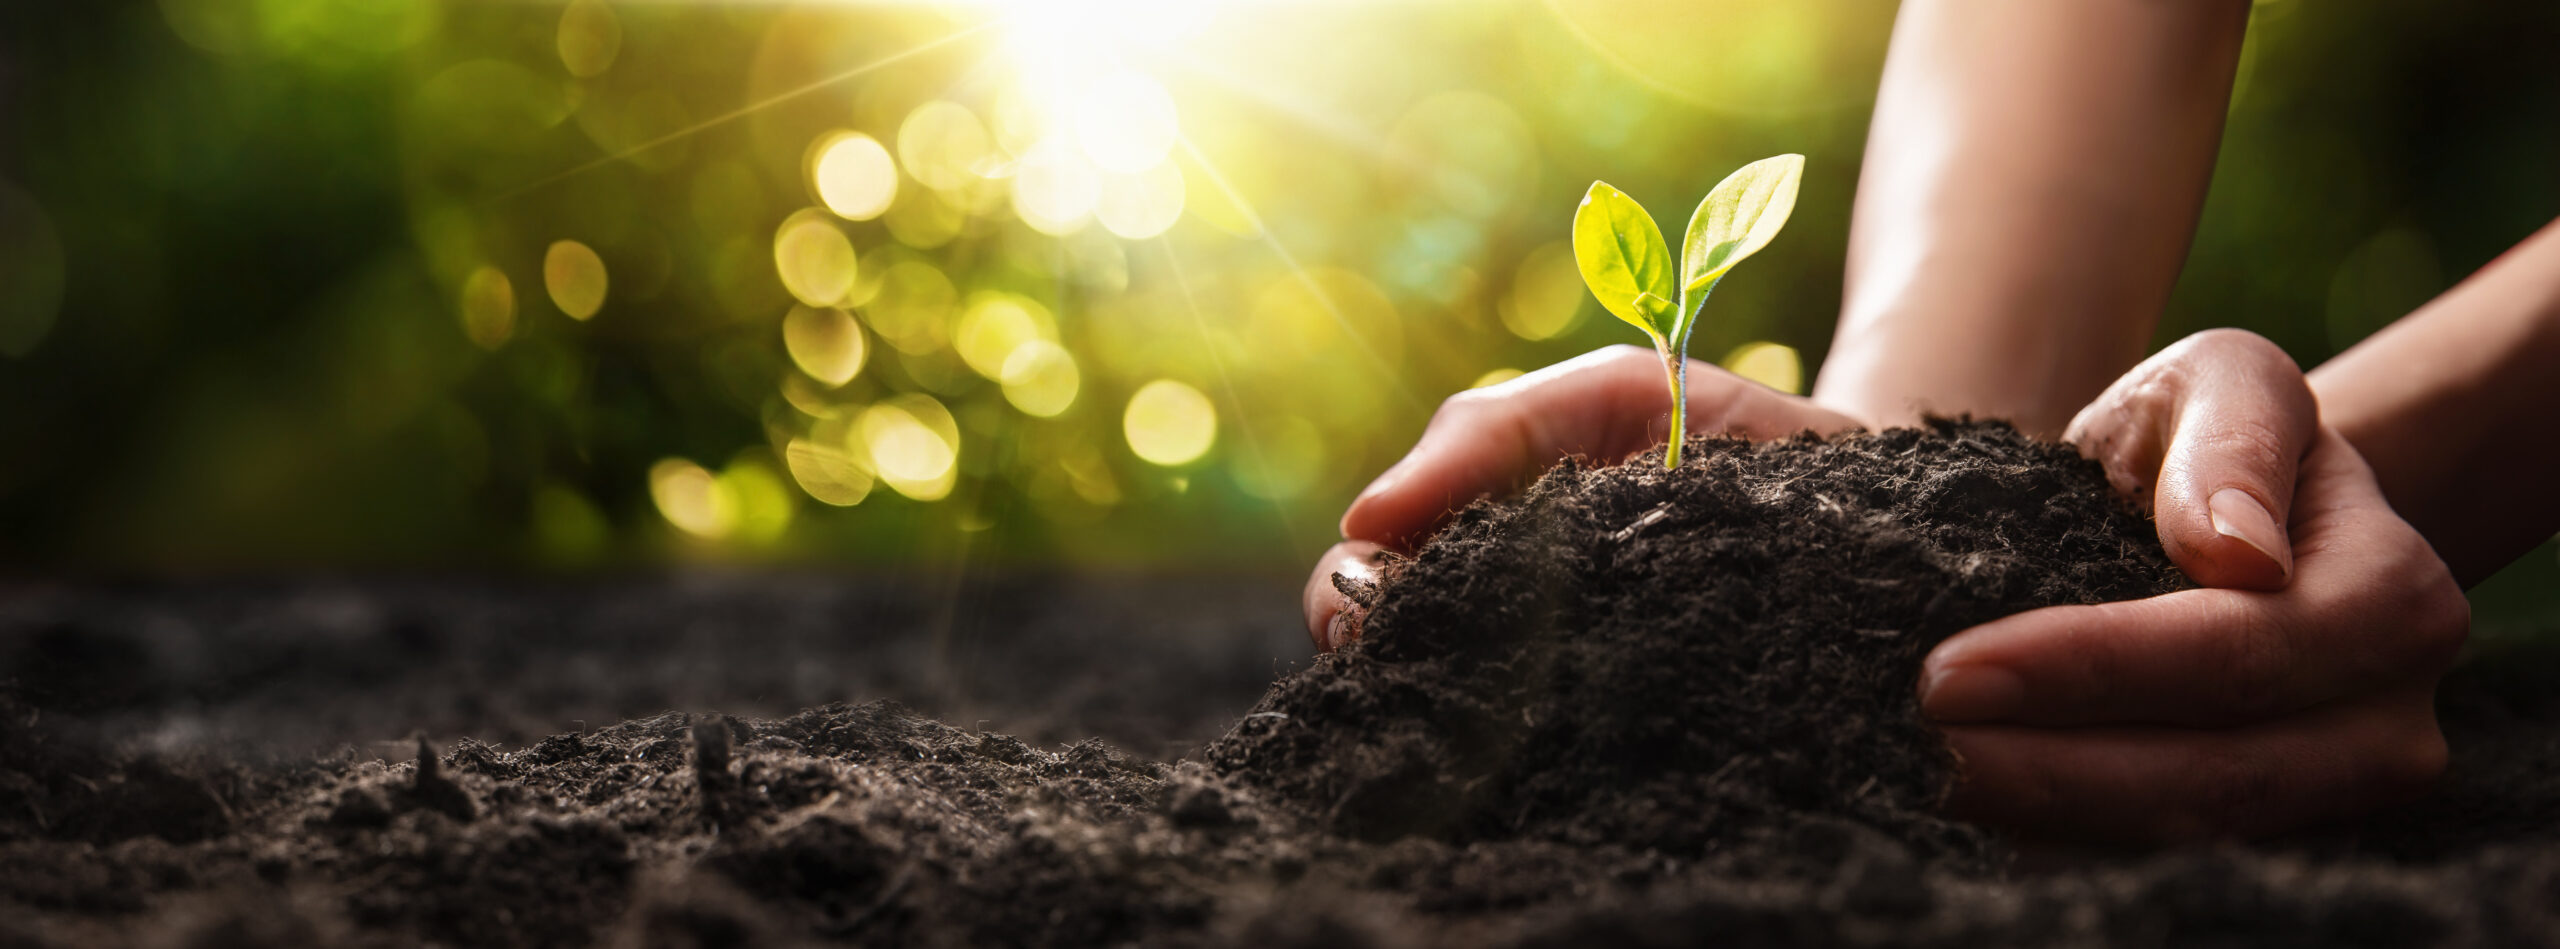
{"left": 1212, "top": 419, "right": 2186, "bottom": 864}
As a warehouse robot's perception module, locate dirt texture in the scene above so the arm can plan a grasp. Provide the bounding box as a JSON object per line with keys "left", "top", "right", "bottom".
{"left": 4, "top": 421, "right": 2559, "bottom": 948}
{"left": 1213, "top": 420, "right": 2187, "bottom": 862}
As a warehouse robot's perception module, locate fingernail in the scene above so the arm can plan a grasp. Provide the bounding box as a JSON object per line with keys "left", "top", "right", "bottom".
{"left": 2207, "top": 487, "right": 2293, "bottom": 580}
{"left": 1921, "top": 665, "right": 2024, "bottom": 722}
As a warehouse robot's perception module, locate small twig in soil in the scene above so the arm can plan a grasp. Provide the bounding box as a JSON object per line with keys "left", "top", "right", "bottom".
{"left": 407, "top": 734, "right": 478, "bottom": 822}
{"left": 692, "top": 715, "right": 735, "bottom": 787}
{"left": 690, "top": 715, "right": 739, "bottom": 829}
{"left": 412, "top": 735, "right": 443, "bottom": 787}
{"left": 1610, "top": 503, "right": 1674, "bottom": 543}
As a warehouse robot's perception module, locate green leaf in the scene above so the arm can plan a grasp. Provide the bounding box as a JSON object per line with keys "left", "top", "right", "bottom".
{"left": 1679, "top": 153, "right": 1804, "bottom": 299}
{"left": 1633, "top": 291, "right": 1673, "bottom": 323}
{"left": 1572, "top": 181, "right": 1677, "bottom": 339}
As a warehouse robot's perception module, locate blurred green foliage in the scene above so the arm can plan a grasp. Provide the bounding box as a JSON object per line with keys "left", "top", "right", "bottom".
{"left": 0, "top": 0, "right": 2553, "bottom": 579}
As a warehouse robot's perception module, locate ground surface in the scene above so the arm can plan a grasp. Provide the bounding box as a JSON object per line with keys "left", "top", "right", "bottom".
{"left": 4, "top": 422, "right": 2559, "bottom": 947}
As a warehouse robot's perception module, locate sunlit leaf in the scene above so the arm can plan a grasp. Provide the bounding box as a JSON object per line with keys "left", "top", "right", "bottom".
{"left": 1679, "top": 153, "right": 1804, "bottom": 299}
{"left": 1634, "top": 291, "right": 1674, "bottom": 324}
{"left": 1570, "top": 181, "right": 1676, "bottom": 340}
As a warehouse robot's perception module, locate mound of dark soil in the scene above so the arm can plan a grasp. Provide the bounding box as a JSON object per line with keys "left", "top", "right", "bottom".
{"left": 4, "top": 422, "right": 2560, "bottom": 948}
{"left": 1211, "top": 420, "right": 2185, "bottom": 861}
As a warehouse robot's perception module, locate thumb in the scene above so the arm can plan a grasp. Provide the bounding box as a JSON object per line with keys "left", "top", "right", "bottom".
{"left": 2070, "top": 330, "right": 2317, "bottom": 591}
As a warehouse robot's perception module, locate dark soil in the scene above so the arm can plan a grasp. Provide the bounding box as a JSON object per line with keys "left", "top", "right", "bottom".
{"left": 5, "top": 421, "right": 2559, "bottom": 948}
{"left": 1214, "top": 419, "right": 2188, "bottom": 863}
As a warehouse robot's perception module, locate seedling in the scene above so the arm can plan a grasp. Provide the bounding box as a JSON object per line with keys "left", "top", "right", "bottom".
{"left": 1572, "top": 154, "right": 1804, "bottom": 467}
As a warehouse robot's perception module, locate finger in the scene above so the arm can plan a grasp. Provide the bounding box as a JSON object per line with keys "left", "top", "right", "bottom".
{"left": 1303, "top": 540, "right": 1385, "bottom": 651}
{"left": 2066, "top": 329, "right": 2317, "bottom": 590}
{"left": 1341, "top": 345, "right": 1860, "bottom": 549}
{"left": 1922, "top": 429, "right": 2470, "bottom": 727}
{"left": 2150, "top": 332, "right": 2317, "bottom": 589}
{"left": 1340, "top": 345, "right": 1665, "bottom": 550}
{"left": 1941, "top": 684, "right": 2448, "bottom": 844}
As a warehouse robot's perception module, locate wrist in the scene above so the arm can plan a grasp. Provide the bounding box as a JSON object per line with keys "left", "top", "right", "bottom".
{"left": 1813, "top": 320, "right": 2119, "bottom": 438}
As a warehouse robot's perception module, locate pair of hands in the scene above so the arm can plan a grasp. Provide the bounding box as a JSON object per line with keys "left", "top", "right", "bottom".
{"left": 1302, "top": 331, "right": 2468, "bottom": 844}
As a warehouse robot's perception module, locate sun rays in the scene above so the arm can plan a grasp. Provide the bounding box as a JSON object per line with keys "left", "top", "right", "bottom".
{"left": 471, "top": 0, "right": 1509, "bottom": 553}
{"left": 501, "top": 22, "right": 994, "bottom": 199}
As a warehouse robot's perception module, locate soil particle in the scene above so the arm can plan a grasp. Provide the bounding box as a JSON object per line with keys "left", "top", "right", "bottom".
{"left": 2, "top": 422, "right": 2558, "bottom": 947}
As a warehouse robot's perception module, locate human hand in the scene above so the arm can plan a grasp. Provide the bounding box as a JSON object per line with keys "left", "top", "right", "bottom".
{"left": 1924, "top": 329, "right": 2470, "bottom": 842}
{"left": 1302, "top": 344, "right": 1866, "bottom": 650}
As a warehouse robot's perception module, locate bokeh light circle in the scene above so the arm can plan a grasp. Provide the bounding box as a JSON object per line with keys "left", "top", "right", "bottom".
{"left": 1720, "top": 341, "right": 1803, "bottom": 394}
{"left": 649, "top": 458, "right": 736, "bottom": 539}
{"left": 861, "top": 396, "right": 959, "bottom": 501}
{"left": 810, "top": 131, "right": 899, "bottom": 221}
{"left": 864, "top": 260, "right": 958, "bottom": 354}
{"left": 717, "top": 458, "right": 795, "bottom": 545}
{"left": 1012, "top": 138, "right": 1101, "bottom": 236}
{"left": 1231, "top": 415, "right": 1329, "bottom": 501}
{"left": 157, "top": 0, "right": 259, "bottom": 56}
{"left": 785, "top": 436, "right": 874, "bottom": 506}
{"left": 782, "top": 304, "right": 867, "bottom": 386}
{"left": 954, "top": 292, "right": 1057, "bottom": 379}
{"left": 883, "top": 187, "right": 969, "bottom": 250}
{"left": 898, "top": 101, "right": 996, "bottom": 193}
{"left": 1000, "top": 340, "right": 1081, "bottom": 417}
{"left": 773, "top": 208, "right": 858, "bottom": 307}
{"left": 543, "top": 240, "right": 609, "bottom": 320}
{"left": 1499, "top": 241, "right": 1588, "bottom": 341}
{"left": 532, "top": 484, "right": 610, "bottom": 561}
{"left": 1123, "top": 379, "right": 1216, "bottom": 466}
{"left": 459, "top": 265, "right": 517, "bottom": 350}
{"left": 1096, "top": 160, "right": 1187, "bottom": 240}
{"left": 1249, "top": 268, "right": 1402, "bottom": 367}
{"left": 557, "top": 0, "right": 622, "bottom": 78}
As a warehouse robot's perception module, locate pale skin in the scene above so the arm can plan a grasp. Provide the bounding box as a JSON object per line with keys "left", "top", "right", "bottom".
{"left": 1306, "top": 0, "right": 2560, "bottom": 843}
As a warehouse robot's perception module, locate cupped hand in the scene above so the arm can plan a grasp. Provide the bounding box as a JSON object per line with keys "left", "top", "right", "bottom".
{"left": 1303, "top": 344, "right": 1865, "bottom": 650}
{"left": 1926, "top": 329, "right": 2470, "bottom": 843}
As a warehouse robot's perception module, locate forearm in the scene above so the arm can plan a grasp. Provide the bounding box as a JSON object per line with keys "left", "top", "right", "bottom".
{"left": 2311, "top": 218, "right": 2560, "bottom": 587}
{"left": 1815, "top": 0, "right": 2251, "bottom": 435}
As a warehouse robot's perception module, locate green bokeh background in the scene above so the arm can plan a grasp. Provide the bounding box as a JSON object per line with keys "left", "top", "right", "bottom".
{"left": 0, "top": 0, "right": 2552, "bottom": 631}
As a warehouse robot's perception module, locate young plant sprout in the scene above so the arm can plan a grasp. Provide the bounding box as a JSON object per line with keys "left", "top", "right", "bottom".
{"left": 1572, "top": 154, "right": 1805, "bottom": 467}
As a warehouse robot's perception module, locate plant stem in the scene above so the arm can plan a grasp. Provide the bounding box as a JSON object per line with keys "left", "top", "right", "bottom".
{"left": 1660, "top": 346, "right": 1686, "bottom": 468}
